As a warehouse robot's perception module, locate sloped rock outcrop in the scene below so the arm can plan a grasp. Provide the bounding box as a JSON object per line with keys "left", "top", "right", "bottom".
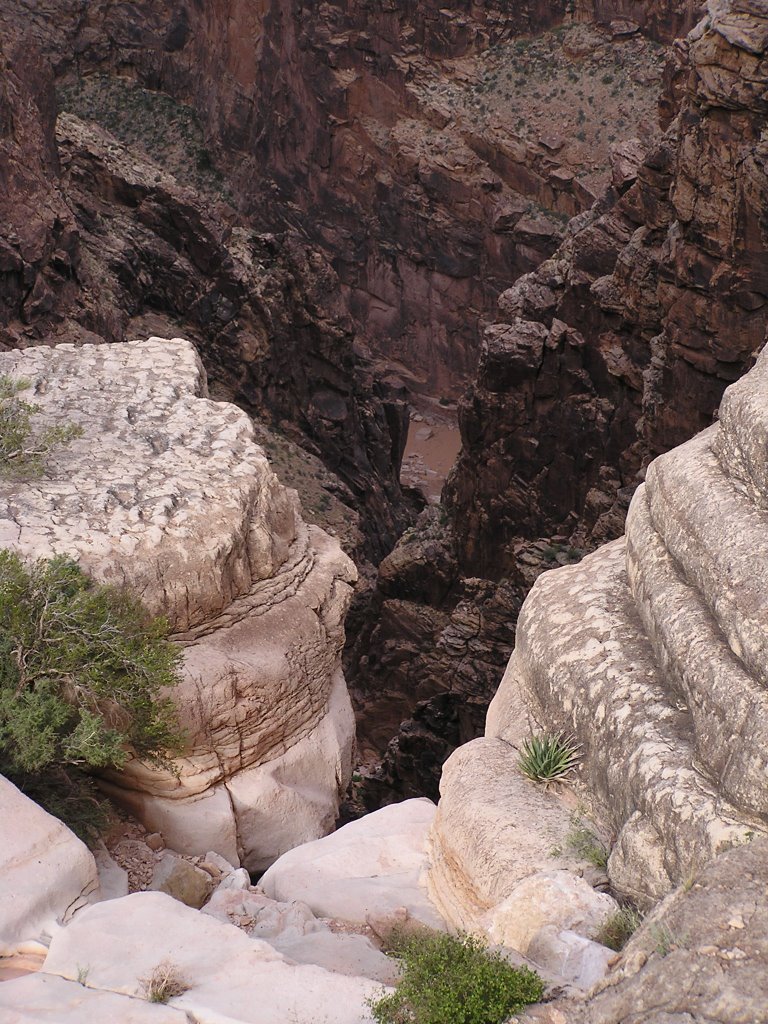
{"left": 453, "top": 344, "right": 768, "bottom": 913}
{"left": 0, "top": 337, "right": 357, "bottom": 871}
{"left": 0, "top": 777, "right": 99, "bottom": 956}
{"left": 536, "top": 836, "right": 768, "bottom": 1024}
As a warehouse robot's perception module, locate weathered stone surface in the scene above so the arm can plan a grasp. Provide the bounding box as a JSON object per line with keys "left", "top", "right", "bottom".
{"left": 204, "top": 886, "right": 400, "bottom": 984}
{"left": 0, "top": 339, "right": 357, "bottom": 870}
{"left": 543, "top": 837, "right": 768, "bottom": 1024}
{"left": 92, "top": 843, "right": 129, "bottom": 902}
{"left": 484, "top": 347, "right": 768, "bottom": 906}
{"left": 0, "top": 776, "right": 99, "bottom": 955}
{"left": 0, "top": 973, "right": 188, "bottom": 1024}
{"left": 150, "top": 852, "right": 213, "bottom": 910}
{"left": 38, "top": 891, "right": 384, "bottom": 1024}
{"left": 447, "top": 0, "right": 768, "bottom": 573}
{"left": 425, "top": 736, "right": 618, "bottom": 989}
{"left": 261, "top": 798, "right": 445, "bottom": 932}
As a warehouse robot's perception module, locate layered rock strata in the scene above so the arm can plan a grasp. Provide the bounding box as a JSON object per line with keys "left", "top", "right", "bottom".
{"left": 433, "top": 344, "right": 768, "bottom": 919}
{"left": 0, "top": 337, "right": 357, "bottom": 871}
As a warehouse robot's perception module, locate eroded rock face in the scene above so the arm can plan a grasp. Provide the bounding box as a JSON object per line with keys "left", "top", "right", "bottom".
{"left": 447, "top": 0, "right": 768, "bottom": 573}
{"left": 0, "top": 16, "right": 411, "bottom": 561}
{"left": 484, "top": 344, "right": 768, "bottom": 906}
{"left": 0, "top": 338, "right": 357, "bottom": 871}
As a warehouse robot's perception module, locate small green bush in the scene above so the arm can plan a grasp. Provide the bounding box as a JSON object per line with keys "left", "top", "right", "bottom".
{"left": 518, "top": 732, "right": 581, "bottom": 785}
{"left": 0, "top": 550, "right": 184, "bottom": 837}
{"left": 0, "top": 374, "right": 82, "bottom": 478}
{"left": 369, "top": 930, "right": 544, "bottom": 1024}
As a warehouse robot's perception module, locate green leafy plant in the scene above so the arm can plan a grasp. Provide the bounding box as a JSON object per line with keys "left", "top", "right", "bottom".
{"left": 369, "top": 929, "right": 544, "bottom": 1024}
{"left": 0, "top": 550, "right": 184, "bottom": 838}
{"left": 0, "top": 374, "right": 83, "bottom": 478}
{"left": 596, "top": 907, "right": 643, "bottom": 951}
{"left": 518, "top": 732, "right": 581, "bottom": 785}
{"left": 140, "top": 961, "right": 190, "bottom": 1003}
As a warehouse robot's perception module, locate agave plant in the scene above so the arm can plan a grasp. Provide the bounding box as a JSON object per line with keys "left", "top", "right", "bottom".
{"left": 518, "top": 731, "right": 581, "bottom": 785}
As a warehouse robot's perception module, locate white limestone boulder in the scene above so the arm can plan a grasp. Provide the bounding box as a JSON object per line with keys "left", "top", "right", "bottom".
{"left": 260, "top": 798, "right": 446, "bottom": 931}
{"left": 0, "top": 776, "right": 99, "bottom": 955}
{"left": 203, "top": 885, "right": 399, "bottom": 984}
{"left": 426, "top": 738, "right": 588, "bottom": 932}
{"left": 0, "top": 973, "right": 187, "bottom": 1023}
{"left": 39, "top": 891, "right": 383, "bottom": 1024}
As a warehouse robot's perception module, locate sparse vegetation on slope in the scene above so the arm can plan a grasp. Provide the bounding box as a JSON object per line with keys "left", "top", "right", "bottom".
{"left": 0, "top": 374, "right": 83, "bottom": 479}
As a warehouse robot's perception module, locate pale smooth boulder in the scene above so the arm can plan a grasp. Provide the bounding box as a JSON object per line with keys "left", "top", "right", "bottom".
{"left": 42, "top": 891, "right": 383, "bottom": 1024}
{"left": 0, "top": 776, "right": 99, "bottom": 955}
{"left": 92, "top": 843, "right": 129, "bottom": 902}
{"left": 203, "top": 885, "right": 399, "bottom": 984}
{"left": 426, "top": 738, "right": 586, "bottom": 933}
{"left": 260, "top": 798, "right": 445, "bottom": 931}
{"left": 484, "top": 871, "right": 617, "bottom": 953}
{"left": 527, "top": 928, "right": 615, "bottom": 990}
{"left": 0, "top": 974, "right": 187, "bottom": 1023}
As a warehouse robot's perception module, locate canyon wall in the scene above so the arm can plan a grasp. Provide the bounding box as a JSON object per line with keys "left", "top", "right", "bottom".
{"left": 351, "top": 0, "right": 768, "bottom": 802}
{"left": 447, "top": 0, "right": 768, "bottom": 575}
{"left": 0, "top": 14, "right": 411, "bottom": 561}
{"left": 0, "top": 338, "right": 357, "bottom": 872}
{"left": 2, "top": 0, "right": 700, "bottom": 399}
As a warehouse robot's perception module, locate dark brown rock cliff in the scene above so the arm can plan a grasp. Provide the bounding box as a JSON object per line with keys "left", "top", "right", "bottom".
{"left": 447, "top": 0, "right": 768, "bottom": 577}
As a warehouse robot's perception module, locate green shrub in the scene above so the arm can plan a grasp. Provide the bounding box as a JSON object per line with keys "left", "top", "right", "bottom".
{"left": 0, "top": 550, "right": 184, "bottom": 838}
{"left": 518, "top": 732, "right": 581, "bottom": 784}
{"left": 597, "top": 907, "right": 644, "bottom": 951}
{"left": 369, "top": 930, "right": 544, "bottom": 1024}
{"left": 0, "top": 374, "right": 83, "bottom": 478}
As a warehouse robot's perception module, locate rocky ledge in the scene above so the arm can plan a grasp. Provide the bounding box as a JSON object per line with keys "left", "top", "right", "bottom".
{"left": 0, "top": 338, "right": 357, "bottom": 870}
{"left": 429, "top": 342, "right": 768, "bottom": 944}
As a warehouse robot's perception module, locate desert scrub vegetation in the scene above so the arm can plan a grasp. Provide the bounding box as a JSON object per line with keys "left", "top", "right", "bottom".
{"left": 596, "top": 907, "right": 644, "bottom": 952}
{"left": 552, "top": 813, "right": 609, "bottom": 868}
{"left": 58, "top": 75, "right": 232, "bottom": 202}
{"left": 518, "top": 731, "right": 581, "bottom": 785}
{"left": 0, "top": 374, "right": 83, "bottom": 479}
{"left": 0, "top": 550, "right": 184, "bottom": 838}
{"left": 369, "top": 929, "right": 544, "bottom": 1024}
{"left": 140, "top": 960, "right": 190, "bottom": 1003}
